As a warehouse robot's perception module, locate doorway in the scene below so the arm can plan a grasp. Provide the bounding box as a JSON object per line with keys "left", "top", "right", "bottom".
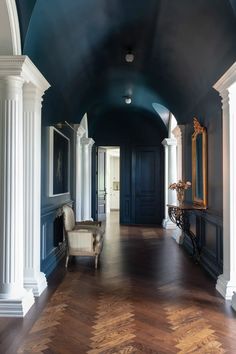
{"left": 94, "top": 145, "right": 164, "bottom": 225}
{"left": 96, "top": 146, "right": 120, "bottom": 222}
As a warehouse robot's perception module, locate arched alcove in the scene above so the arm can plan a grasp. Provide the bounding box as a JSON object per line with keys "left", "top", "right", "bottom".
{"left": 0, "top": 0, "right": 21, "bottom": 55}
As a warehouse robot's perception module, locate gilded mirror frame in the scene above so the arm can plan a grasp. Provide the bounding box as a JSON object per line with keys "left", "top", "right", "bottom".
{"left": 192, "top": 117, "right": 207, "bottom": 208}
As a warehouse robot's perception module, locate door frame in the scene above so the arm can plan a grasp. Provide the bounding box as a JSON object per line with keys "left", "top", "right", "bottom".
{"left": 92, "top": 145, "right": 121, "bottom": 221}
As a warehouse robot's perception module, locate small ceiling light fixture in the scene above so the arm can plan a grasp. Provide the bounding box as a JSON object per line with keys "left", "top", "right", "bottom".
{"left": 125, "top": 50, "right": 135, "bottom": 63}
{"left": 125, "top": 96, "right": 132, "bottom": 104}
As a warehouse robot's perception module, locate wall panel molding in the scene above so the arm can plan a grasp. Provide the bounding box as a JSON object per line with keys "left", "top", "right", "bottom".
{"left": 183, "top": 211, "right": 223, "bottom": 279}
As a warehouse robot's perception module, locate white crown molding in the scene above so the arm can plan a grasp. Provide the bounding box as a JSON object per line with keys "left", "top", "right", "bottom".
{"left": 213, "top": 61, "right": 236, "bottom": 93}
{"left": 6, "top": 0, "right": 22, "bottom": 55}
{"left": 0, "top": 55, "right": 50, "bottom": 92}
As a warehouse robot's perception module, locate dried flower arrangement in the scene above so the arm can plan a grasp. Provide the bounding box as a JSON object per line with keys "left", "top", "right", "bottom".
{"left": 169, "top": 180, "right": 191, "bottom": 191}
{"left": 169, "top": 180, "right": 191, "bottom": 205}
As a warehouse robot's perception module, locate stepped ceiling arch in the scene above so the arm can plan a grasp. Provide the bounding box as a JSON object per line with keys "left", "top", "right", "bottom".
{"left": 15, "top": 0, "right": 236, "bottom": 125}
{"left": 0, "top": 0, "right": 21, "bottom": 55}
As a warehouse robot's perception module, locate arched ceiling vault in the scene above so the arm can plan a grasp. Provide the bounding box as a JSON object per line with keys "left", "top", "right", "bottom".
{"left": 16, "top": 0, "right": 236, "bottom": 126}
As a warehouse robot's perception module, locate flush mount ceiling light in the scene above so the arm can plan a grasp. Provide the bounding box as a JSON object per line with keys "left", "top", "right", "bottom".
{"left": 122, "top": 94, "right": 132, "bottom": 104}
{"left": 125, "top": 50, "right": 134, "bottom": 63}
{"left": 125, "top": 97, "right": 132, "bottom": 104}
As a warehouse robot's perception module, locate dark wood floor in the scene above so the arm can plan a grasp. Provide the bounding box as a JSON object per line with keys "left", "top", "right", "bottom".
{"left": 1, "top": 211, "right": 236, "bottom": 353}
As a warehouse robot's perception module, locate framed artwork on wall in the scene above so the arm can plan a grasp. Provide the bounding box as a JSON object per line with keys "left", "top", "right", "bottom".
{"left": 49, "top": 126, "right": 70, "bottom": 196}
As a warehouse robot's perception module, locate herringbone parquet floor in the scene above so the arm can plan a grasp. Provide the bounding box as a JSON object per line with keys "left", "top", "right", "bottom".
{"left": 1, "top": 212, "right": 236, "bottom": 354}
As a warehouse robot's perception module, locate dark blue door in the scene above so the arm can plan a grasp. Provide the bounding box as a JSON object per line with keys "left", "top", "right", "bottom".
{"left": 134, "top": 147, "right": 162, "bottom": 224}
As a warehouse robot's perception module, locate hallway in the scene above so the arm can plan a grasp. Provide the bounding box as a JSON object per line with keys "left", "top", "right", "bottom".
{"left": 4, "top": 212, "right": 234, "bottom": 353}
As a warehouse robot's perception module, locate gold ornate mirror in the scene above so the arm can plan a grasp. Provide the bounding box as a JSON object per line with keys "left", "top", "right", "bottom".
{"left": 192, "top": 117, "right": 207, "bottom": 208}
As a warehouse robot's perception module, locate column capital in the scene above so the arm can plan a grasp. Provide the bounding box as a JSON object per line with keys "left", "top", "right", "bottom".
{"left": 162, "top": 138, "right": 177, "bottom": 146}
{"left": 23, "top": 82, "right": 45, "bottom": 110}
{"left": 0, "top": 56, "right": 50, "bottom": 93}
{"left": 77, "top": 125, "right": 86, "bottom": 139}
{"left": 81, "top": 137, "right": 95, "bottom": 147}
{"left": 0, "top": 75, "right": 24, "bottom": 94}
{"left": 172, "top": 126, "right": 182, "bottom": 140}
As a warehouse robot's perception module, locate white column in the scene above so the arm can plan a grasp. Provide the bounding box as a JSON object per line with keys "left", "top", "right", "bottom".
{"left": 162, "top": 143, "right": 169, "bottom": 226}
{"left": 0, "top": 75, "right": 34, "bottom": 316}
{"left": 214, "top": 63, "right": 236, "bottom": 304}
{"left": 172, "top": 125, "right": 182, "bottom": 181}
{"left": 81, "top": 137, "right": 94, "bottom": 220}
{"left": 23, "top": 78, "right": 49, "bottom": 296}
{"left": 88, "top": 139, "right": 94, "bottom": 219}
{"left": 231, "top": 84, "right": 236, "bottom": 312}
{"left": 168, "top": 142, "right": 177, "bottom": 203}
{"left": 162, "top": 138, "right": 177, "bottom": 229}
{"left": 172, "top": 125, "right": 185, "bottom": 244}
{"left": 75, "top": 125, "right": 85, "bottom": 221}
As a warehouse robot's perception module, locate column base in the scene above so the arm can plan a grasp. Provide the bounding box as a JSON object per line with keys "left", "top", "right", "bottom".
{"left": 172, "top": 228, "right": 184, "bottom": 244}
{"left": 0, "top": 289, "right": 34, "bottom": 317}
{"left": 216, "top": 274, "right": 236, "bottom": 299}
{"left": 231, "top": 293, "right": 236, "bottom": 312}
{"left": 24, "top": 272, "right": 47, "bottom": 297}
{"left": 162, "top": 218, "right": 176, "bottom": 229}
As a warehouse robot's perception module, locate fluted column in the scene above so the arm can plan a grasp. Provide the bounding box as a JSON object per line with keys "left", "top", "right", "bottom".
{"left": 81, "top": 137, "right": 94, "bottom": 220}
{"left": 0, "top": 75, "right": 35, "bottom": 316}
{"left": 162, "top": 143, "right": 169, "bottom": 226}
{"left": 75, "top": 125, "right": 85, "bottom": 221}
{"left": 88, "top": 139, "right": 94, "bottom": 219}
{"left": 214, "top": 71, "right": 236, "bottom": 302}
{"left": 162, "top": 138, "right": 177, "bottom": 229}
{"left": 171, "top": 125, "right": 185, "bottom": 244}
{"left": 23, "top": 79, "right": 49, "bottom": 296}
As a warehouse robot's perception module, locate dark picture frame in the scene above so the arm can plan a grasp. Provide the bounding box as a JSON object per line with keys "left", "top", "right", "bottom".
{"left": 49, "top": 127, "right": 70, "bottom": 196}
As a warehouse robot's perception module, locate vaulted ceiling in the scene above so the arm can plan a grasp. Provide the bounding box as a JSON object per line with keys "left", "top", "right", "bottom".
{"left": 16, "top": 0, "right": 236, "bottom": 126}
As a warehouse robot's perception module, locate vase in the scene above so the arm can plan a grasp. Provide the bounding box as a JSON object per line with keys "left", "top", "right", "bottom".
{"left": 177, "top": 189, "right": 185, "bottom": 206}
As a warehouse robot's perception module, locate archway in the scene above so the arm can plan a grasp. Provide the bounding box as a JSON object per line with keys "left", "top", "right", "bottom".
{"left": 0, "top": 0, "right": 21, "bottom": 55}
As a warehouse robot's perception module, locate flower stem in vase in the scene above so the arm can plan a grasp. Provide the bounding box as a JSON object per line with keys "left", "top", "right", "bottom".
{"left": 177, "top": 189, "right": 185, "bottom": 206}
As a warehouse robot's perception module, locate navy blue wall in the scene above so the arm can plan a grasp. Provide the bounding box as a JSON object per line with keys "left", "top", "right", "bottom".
{"left": 40, "top": 111, "right": 76, "bottom": 276}
{"left": 183, "top": 89, "right": 223, "bottom": 278}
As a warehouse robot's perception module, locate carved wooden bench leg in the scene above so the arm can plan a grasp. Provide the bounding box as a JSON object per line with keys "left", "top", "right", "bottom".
{"left": 95, "top": 255, "right": 98, "bottom": 269}
{"left": 65, "top": 255, "right": 69, "bottom": 268}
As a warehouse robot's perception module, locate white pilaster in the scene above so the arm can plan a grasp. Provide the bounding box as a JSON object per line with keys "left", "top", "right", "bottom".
{"left": 23, "top": 76, "right": 50, "bottom": 296}
{"left": 0, "top": 74, "right": 34, "bottom": 316}
{"left": 214, "top": 62, "right": 236, "bottom": 303}
{"left": 88, "top": 139, "right": 94, "bottom": 219}
{"left": 75, "top": 125, "right": 85, "bottom": 221}
{"left": 172, "top": 125, "right": 185, "bottom": 243}
{"left": 172, "top": 125, "right": 183, "bottom": 181}
{"left": 162, "top": 138, "right": 177, "bottom": 229}
{"left": 162, "top": 143, "right": 169, "bottom": 227}
{"left": 81, "top": 137, "right": 94, "bottom": 220}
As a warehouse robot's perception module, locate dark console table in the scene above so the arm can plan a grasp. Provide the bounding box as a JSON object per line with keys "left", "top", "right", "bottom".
{"left": 167, "top": 203, "right": 207, "bottom": 262}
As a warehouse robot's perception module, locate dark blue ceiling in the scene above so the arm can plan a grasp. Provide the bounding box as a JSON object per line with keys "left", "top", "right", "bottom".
{"left": 16, "top": 0, "right": 236, "bottom": 126}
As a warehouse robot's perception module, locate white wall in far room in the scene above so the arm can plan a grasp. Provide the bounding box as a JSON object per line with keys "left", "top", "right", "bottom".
{"left": 110, "top": 155, "right": 120, "bottom": 210}
{"left": 105, "top": 148, "right": 120, "bottom": 213}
